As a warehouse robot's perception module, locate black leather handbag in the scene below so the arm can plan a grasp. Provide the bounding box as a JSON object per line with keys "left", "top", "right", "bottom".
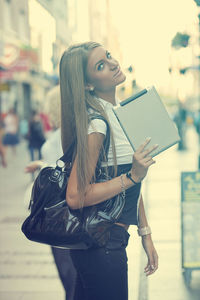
{"left": 21, "top": 115, "right": 125, "bottom": 249}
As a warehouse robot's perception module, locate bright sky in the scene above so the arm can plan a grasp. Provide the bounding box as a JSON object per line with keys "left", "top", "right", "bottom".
{"left": 110, "top": 0, "right": 198, "bottom": 91}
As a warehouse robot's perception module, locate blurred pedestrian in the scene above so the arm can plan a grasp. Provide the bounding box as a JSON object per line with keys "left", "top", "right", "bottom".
{"left": 0, "top": 115, "right": 6, "bottom": 167}
{"left": 39, "top": 107, "right": 52, "bottom": 134}
{"left": 25, "top": 85, "right": 76, "bottom": 300}
{"left": 173, "top": 104, "right": 187, "bottom": 150}
{"left": 194, "top": 109, "right": 200, "bottom": 134}
{"left": 27, "top": 110, "right": 46, "bottom": 161}
{"left": 60, "top": 42, "right": 158, "bottom": 300}
{"left": 0, "top": 142, "right": 6, "bottom": 167}
{"left": 2, "top": 108, "right": 19, "bottom": 155}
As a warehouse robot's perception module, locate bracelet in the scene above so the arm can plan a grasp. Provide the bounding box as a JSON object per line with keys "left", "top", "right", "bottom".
{"left": 126, "top": 172, "right": 140, "bottom": 185}
{"left": 137, "top": 226, "right": 152, "bottom": 236}
{"left": 120, "top": 174, "right": 126, "bottom": 199}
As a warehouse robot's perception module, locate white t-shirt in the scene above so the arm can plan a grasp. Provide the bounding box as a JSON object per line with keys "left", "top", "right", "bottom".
{"left": 4, "top": 114, "right": 18, "bottom": 134}
{"left": 41, "top": 128, "right": 63, "bottom": 166}
{"left": 88, "top": 97, "right": 134, "bottom": 166}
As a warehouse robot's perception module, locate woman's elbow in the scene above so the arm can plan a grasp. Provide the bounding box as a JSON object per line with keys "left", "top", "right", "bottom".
{"left": 66, "top": 191, "right": 81, "bottom": 209}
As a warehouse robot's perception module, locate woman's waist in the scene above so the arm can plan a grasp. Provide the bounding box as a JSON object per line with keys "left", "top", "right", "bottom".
{"left": 115, "top": 222, "right": 129, "bottom": 230}
{"left": 101, "top": 163, "right": 132, "bottom": 174}
{"left": 101, "top": 154, "right": 133, "bottom": 167}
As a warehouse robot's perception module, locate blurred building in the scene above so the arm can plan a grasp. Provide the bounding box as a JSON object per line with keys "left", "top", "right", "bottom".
{"left": 35, "top": 0, "right": 70, "bottom": 74}
{"left": 67, "top": 0, "right": 90, "bottom": 43}
{"left": 0, "top": 0, "right": 126, "bottom": 119}
{"left": 89, "top": 0, "right": 122, "bottom": 59}
{"left": 67, "top": 0, "right": 125, "bottom": 97}
{"left": 168, "top": 5, "right": 200, "bottom": 112}
{"left": 0, "top": 0, "right": 51, "bottom": 119}
{"left": 66, "top": 0, "right": 122, "bottom": 61}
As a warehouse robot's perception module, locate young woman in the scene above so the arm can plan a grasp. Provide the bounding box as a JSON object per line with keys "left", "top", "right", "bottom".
{"left": 60, "top": 42, "right": 158, "bottom": 300}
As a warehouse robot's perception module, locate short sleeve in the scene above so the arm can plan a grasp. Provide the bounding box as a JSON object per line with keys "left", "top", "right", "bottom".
{"left": 88, "top": 119, "right": 107, "bottom": 136}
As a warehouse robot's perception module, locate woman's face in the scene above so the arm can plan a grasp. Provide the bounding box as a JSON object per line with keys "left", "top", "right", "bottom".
{"left": 86, "top": 47, "right": 126, "bottom": 93}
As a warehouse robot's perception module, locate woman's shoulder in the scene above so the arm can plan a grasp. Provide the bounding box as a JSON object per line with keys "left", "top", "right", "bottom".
{"left": 87, "top": 109, "right": 107, "bottom": 136}
{"left": 88, "top": 107, "right": 100, "bottom": 116}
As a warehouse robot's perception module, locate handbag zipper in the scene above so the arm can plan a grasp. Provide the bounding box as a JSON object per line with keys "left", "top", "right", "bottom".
{"left": 44, "top": 200, "right": 66, "bottom": 211}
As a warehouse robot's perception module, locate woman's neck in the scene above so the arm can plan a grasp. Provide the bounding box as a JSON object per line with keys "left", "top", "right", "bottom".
{"left": 95, "top": 89, "right": 116, "bottom": 105}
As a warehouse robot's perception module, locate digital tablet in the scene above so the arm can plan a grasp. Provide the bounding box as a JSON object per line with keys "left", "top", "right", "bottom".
{"left": 112, "top": 86, "right": 180, "bottom": 157}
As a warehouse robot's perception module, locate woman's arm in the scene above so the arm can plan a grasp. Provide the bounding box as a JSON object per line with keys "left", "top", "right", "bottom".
{"left": 138, "top": 194, "right": 149, "bottom": 228}
{"left": 67, "top": 133, "right": 157, "bottom": 209}
{"left": 138, "top": 195, "right": 158, "bottom": 276}
{"left": 24, "top": 160, "right": 45, "bottom": 173}
{"left": 67, "top": 132, "right": 134, "bottom": 209}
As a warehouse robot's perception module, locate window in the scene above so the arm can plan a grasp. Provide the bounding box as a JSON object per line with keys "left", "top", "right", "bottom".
{"left": 18, "top": 9, "right": 27, "bottom": 40}
{"left": 4, "top": 0, "right": 12, "bottom": 30}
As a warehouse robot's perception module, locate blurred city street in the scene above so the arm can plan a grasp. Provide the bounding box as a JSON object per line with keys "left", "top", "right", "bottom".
{"left": 0, "top": 125, "right": 200, "bottom": 300}
{"left": 1, "top": 0, "right": 200, "bottom": 299}
{"left": 0, "top": 139, "right": 65, "bottom": 300}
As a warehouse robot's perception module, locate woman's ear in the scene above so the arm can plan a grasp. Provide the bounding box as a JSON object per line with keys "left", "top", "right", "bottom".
{"left": 85, "top": 84, "right": 94, "bottom": 92}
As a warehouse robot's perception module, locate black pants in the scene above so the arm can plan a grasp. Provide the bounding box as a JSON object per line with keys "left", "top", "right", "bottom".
{"left": 51, "top": 247, "right": 77, "bottom": 300}
{"left": 29, "top": 146, "right": 42, "bottom": 161}
{"left": 70, "top": 225, "right": 130, "bottom": 300}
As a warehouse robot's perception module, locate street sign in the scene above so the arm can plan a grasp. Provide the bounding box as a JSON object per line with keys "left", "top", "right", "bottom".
{"left": 181, "top": 171, "right": 200, "bottom": 268}
{"left": 181, "top": 171, "right": 200, "bottom": 286}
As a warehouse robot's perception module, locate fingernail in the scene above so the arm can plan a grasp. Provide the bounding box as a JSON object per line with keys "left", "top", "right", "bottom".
{"left": 146, "top": 137, "right": 151, "bottom": 141}
{"left": 151, "top": 265, "right": 155, "bottom": 269}
{"left": 154, "top": 144, "right": 158, "bottom": 147}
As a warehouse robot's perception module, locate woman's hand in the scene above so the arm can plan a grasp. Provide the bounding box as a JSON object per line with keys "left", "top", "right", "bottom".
{"left": 131, "top": 138, "right": 158, "bottom": 182}
{"left": 142, "top": 235, "right": 158, "bottom": 276}
{"left": 24, "top": 160, "right": 44, "bottom": 173}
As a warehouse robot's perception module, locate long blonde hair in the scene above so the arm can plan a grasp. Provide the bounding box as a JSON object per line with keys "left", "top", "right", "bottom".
{"left": 59, "top": 42, "right": 117, "bottom": 201}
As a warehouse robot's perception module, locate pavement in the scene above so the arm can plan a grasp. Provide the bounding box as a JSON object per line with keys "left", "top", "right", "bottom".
{"left": 139, "top": 125, "right": 200, "bottom": 300}
{"left": 0, "top": 126, "right": 200, "bottom": 300}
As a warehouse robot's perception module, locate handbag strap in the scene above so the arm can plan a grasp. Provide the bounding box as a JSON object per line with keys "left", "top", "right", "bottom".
{"left": 57, "top": 114, "right": 110, "bottom": 168}
{"left": 89, "top": 114, "right": 110, "bottom": 170}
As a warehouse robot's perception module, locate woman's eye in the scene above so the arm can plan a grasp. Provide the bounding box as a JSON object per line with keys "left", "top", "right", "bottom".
{"left": 97, "top": 63, "right": 104, "bottom": 71}
{"left": 107, "top": 52, "right": 112, "bottom": 59}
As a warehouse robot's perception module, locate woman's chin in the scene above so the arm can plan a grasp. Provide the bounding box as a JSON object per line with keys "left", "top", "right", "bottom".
{"left": 117, "top": 73, "right": 126, "bottom": 85}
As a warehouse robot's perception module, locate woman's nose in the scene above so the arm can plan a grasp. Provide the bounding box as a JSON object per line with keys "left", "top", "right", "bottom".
{"left": 109, "top": 59, "right": 118, "bottom": 70}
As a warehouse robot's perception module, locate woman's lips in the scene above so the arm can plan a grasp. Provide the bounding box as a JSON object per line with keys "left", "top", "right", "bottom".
{"left": 114, "top": 66, "right": 122, "bottom": 78}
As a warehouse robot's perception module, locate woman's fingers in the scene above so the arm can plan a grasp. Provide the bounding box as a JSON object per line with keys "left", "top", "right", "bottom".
{"left": 137, "top": 137, "right": 152, "bottom": 152}
{"left": 131, "top": 140, "right": 158, "bottom": 182}
{"left": 139, "top": 144, "right": 158, "bottom": 159}
{"left": 144, "top": 159, "right": 156, "bottom": 167}
{"left": 136, "top": 139, "right": 158, "bottom": 157}
{"left": 24, "top": 162, "right": 40, "bottom": 173}
{"left": 144, "top": 252, "right": 159, "bottom": 276}
{"left": 143, "top": 156, "right": 156, "bottom": 168}
{"left": 144, "top": 262, "right": 156, "bottom": 276}
{"left": 143, "top": 155, "right": 152, "bottom": 163}
{"left": 145, "top": 144, "right": 158, "bottom": 155}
